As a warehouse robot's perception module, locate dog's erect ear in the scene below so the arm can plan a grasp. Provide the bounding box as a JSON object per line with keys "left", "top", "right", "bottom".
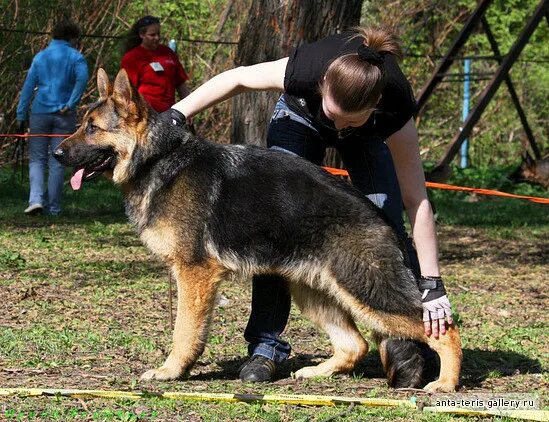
{"left": 113, "top": 69, "right": 133, "bottom": 106}
{"left": 97, "top": 68, "right": 112, "bottom": 98}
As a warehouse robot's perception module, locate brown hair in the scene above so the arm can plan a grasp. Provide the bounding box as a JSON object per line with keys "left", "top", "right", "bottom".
{"left": 52, "top": 19, "right": 81, "bottom": 42}
{"left": 320, "top": 27, "right": 402, "bottom": 113}
{"left": 123, "top": 16, "right": 161, "bottom": 53}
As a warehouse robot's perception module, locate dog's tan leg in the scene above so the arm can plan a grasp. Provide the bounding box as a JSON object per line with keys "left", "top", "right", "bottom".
{"left": 335, "top": 288, "right": 462, "bottom": 392}
{"left": 290, "top": 284, "right": 369, "bottom": 379}
{"left": 423, "top": 325, "right": 462, "bottom": 392}
{"left": 141, "top": 259, "right": 224, "bottom": 381}
{"left": 364, "top": 310, "right": 462, "bottom": 392}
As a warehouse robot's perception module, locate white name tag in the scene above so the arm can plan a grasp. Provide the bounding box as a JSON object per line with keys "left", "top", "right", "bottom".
{"left": 149, "top": 62, "right": 164, "bottom": 72}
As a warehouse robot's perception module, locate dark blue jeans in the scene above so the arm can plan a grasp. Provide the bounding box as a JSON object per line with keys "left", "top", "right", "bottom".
{"left": 244, "top": 97, "right": 420, "bottom": 362}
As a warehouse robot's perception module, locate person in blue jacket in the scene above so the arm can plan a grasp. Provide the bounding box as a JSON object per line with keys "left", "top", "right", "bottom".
{"left": 16, "top": 19, "right": 89, "bottom": 216}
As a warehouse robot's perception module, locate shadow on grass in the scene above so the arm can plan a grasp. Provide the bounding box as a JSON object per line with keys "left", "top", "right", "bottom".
{"left": 438, "top": 228, "right": 548, "bottom": 266}
{"left": 460, "top": 348, "right": 543, "bottom": 388}
{"left": 190, "top": 357, "right": 247, "bottom": 381}
{"left": 190, "top": 353, "right": 387, "bottom": 383}
{"left": 1, "top": 213, "right": 127, "bottom": 229}
{"left": 190, "top": 348, "right": 543, "bottom": 389}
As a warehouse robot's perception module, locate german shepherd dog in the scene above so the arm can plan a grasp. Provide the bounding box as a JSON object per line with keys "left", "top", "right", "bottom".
{"left": 54, "top": 69, "right": 462, "bottom": 392}
{"left": 509, "top": 151, "right": 549, "bottom": 189}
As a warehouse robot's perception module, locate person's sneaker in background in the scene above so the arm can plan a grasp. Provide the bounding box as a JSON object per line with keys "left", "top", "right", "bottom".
{"left": 24, "top": 203, "right": 43, "bottom": 215}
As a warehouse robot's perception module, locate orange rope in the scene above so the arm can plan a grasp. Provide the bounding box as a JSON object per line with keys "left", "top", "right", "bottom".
{"left": 323, "top": 166, "right": 549, "bottom": 205}
{"left": 2, "top": 133, "right": 546, "bottom": 205}
{"left": 0, "top": 133, "right": 72, "bottom": 138}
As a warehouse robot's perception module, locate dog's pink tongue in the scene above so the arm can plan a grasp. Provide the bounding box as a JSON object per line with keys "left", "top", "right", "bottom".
{"left": 70, "top": 168, "right": 85, "bottom": 191}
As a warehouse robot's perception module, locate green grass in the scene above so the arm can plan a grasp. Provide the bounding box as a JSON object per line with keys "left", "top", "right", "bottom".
{"left": 0, "top": 166, "right": 125, "bottom": 220}
{"left": 0, "top": 165, "right": 547, "bottom": 421}
{"left": 428, "top": 164, "right": 548, "bottom": 229}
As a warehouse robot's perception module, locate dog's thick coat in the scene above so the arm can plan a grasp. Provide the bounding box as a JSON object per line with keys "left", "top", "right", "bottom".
{"left": 54, "top": 69, "right": 462, "bottom": 392}
{"left": 510, "top": 151, "right": 549, "bottom": 189}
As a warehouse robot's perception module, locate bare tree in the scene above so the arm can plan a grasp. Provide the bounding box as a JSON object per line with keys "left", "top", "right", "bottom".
{"left": 232, "top": 0, "right": 363, "bottom": 146}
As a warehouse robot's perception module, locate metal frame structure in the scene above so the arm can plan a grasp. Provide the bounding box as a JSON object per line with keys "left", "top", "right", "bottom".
{"left": 417, "top": 0, "right": 548, "bottom": 170}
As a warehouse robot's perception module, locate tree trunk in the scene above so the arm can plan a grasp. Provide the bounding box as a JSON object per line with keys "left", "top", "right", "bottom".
{"left": 232, "top": 0, "right": 363, "bottom": 146}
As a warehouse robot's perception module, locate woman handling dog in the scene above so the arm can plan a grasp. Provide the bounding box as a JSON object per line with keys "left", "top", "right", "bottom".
{"left": 165, "top": 27, "right": 455, "bottom": 386}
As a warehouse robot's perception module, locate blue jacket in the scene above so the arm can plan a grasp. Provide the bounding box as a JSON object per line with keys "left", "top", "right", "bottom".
{"left": 16, "top": 39, "right": 89, "bottom": 121}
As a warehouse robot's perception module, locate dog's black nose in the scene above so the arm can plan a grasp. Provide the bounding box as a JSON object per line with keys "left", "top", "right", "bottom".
{"left": 53, "top": 148, "right": 64, "bottom": 159}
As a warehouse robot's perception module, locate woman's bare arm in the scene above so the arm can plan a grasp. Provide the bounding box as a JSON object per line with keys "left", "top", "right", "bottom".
{"left": 172, "top": 58, "right": 288, "bottom": 118}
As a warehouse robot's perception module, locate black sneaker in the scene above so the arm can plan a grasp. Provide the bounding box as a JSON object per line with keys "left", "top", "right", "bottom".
{"left": 239, "top": 355, "right": 276, "bottom": 382}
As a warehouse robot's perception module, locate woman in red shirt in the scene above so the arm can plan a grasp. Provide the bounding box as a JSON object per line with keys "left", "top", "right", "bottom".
{"left": 121, "top": 16, "right": 190, "bottom": 112}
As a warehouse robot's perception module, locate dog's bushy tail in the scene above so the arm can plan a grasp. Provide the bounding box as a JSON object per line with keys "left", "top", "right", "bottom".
{"left": 374, "top": 333, "right": 425, "bottom": 388}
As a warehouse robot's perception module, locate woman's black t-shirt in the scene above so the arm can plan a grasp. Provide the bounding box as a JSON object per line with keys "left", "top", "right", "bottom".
{"left": 283, "top": 32, "right": 417, "bottom": 141}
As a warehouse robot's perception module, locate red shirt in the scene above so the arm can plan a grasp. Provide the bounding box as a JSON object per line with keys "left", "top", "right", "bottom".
{"left": 121, "top": 44, "right": 189, "bottom": 112}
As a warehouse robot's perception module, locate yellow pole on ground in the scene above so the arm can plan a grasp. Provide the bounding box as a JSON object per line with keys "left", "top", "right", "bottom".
{"left": 0, "top": 388, "right": 547, "bottom": 421}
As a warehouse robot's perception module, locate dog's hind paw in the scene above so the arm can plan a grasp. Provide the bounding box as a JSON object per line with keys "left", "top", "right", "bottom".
{"left": 423, "top": 379, "right": 457, "bottom": 393}
{"left": 140, "top": 366, "right": 183, "bottom": 381}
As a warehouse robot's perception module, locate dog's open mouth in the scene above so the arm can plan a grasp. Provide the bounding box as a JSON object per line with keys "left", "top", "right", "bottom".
{"left": 70, "top": 153, "right": 115, "bottom": 191}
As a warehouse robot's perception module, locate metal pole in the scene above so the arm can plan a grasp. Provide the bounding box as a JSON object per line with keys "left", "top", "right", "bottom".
{"left": 480, "top": 16, "right": 541, "bottom": 159}
{"left": 416, "top": 0, "right": 494, "bottom": 112}
{"left": 460, "top": 59, "right": 471, "bottom": 168}
{"left": 436, "top": 0, "right": 548, "bottom": 168}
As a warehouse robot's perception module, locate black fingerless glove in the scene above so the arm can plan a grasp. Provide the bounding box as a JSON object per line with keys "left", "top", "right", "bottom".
{"left": 419, "top": 275, "right": 453, "bottom": 322}
{"left": 162, "top": 108, "right": 187, "bottom": 127}
{"left": 418, "top": 275, "right": 447, "bottom": 302}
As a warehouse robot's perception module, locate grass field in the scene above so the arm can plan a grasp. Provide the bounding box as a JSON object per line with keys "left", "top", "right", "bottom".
{"left": 0, "top": 165, "right": 547, "bottom": 421}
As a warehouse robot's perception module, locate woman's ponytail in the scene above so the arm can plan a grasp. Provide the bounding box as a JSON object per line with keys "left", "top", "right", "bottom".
{"left": 320, "top": 27, "right": 402, "bottom": 113}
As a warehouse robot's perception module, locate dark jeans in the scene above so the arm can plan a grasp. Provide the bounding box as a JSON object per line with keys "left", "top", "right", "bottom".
{"left": 244, "top": 97, "right": 420, "bottom": 362}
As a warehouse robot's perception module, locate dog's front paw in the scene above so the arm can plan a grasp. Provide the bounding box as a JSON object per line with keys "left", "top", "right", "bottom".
{"left": 140, "top": 365, "right": 184, "bottom": 381}
{"left": 424, "top": 379, "right": 457, "bottom": 393}
{"left": 293, "top": 366, "right": 328, "bottom": 379}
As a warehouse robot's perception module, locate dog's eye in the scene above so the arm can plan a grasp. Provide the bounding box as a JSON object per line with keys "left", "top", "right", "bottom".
{"left": 86, "top": 123, "right": 100, "bottom": 135}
